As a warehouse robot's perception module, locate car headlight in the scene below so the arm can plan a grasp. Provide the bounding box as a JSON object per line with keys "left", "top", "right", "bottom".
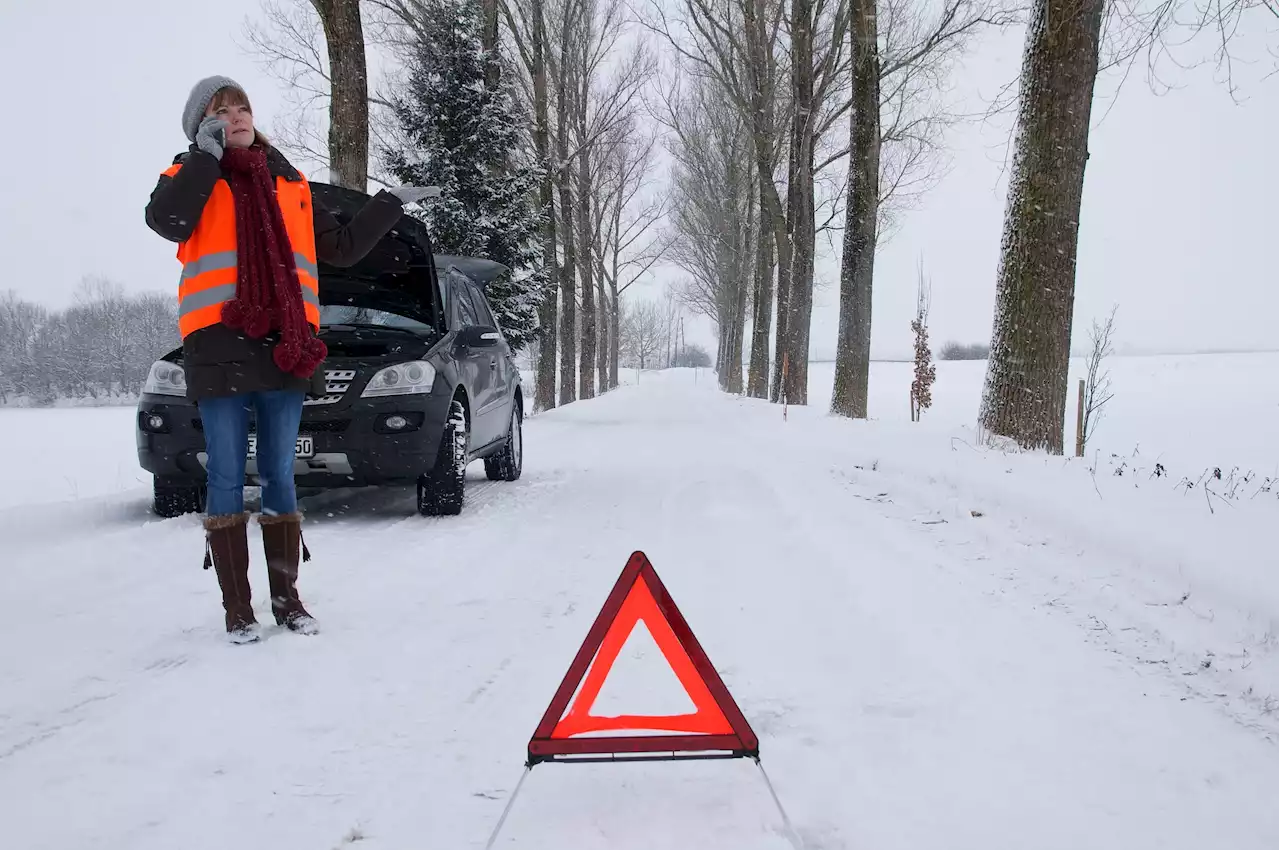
{"left": 142, "top": 360, "right": 187, "bottom": 396}
{"left": 361, "top": 361, "right": 436, "bottom": 397}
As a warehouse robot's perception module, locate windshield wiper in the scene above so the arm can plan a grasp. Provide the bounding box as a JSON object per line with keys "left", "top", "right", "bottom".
{"left": 322, "top": 323, "right": 429, "bottom": 336}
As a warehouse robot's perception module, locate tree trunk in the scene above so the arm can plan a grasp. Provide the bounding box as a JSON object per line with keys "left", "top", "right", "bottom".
{"left": 532, "top": 0, "right": 558, "bottom": 412}
{"left": 831, "top": 0, "right": 880, "bottom": 419}
{"left": 979, "top": 0, "right": 1103, "bottom": 454}
{"left": 577, "top": 143, "right": 596, "bottom": 400}
{"left": 481, "top": 0, "right": 501, "bottom": 90}
{"left": 743, "top": 0, "right": 782, "bottom": 401}
{"left": 771, "top": 143, "right": 795, "bottom": 403}
{"left": 716, "top": 324, "right": 728, "bottom": 386}
{"left": 310, "top": 0, "right": 368, "bottom": 191}
{"left": 747, "top": 185, "right": 775, "bottom": 399}
{"left": 556, "top": 32, "right": 578, "bottom": 405}
{"left": 609, "top": 277, "right": 620, "bottom": 389}
{"left": 728, "top": 278, "right": 748, "bottom": 393}
{"left": 783, "top": 0, "right": 816, "bottom": 406}
{"left": 596, "top": 272, "right": 608, "bottom": 392}
{"left": 725, "top": 186, "right": 752, "bottom": 395}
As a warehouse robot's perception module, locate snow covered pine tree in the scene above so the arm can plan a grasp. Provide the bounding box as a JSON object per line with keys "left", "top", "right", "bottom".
{"left": 383, "top": 0, "right": 546, "bottom": 351}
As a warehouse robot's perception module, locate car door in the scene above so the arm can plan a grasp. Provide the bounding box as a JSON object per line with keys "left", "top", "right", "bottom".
{"left": 467, "top": 283, "right": 518, "bottom": 426}
{"left": 448, "top": 272, "right": 499, "bottom": 447}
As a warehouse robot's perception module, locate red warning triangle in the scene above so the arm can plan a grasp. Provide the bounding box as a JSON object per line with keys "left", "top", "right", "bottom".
{"left": 528, "top": 552, "right": 759, "bottom": 764}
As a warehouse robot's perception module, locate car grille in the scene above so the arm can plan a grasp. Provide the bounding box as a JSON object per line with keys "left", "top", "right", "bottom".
{"left": 192, "top": 418, "right": 350, "bottom": 433}
{"left": 304, "top": 369, "right": 357, "bottom": 406}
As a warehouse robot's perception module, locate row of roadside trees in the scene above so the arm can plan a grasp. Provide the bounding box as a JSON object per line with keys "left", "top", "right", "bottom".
{"left": 241, "top": 0, "right": 1268, "bottom": 452}
{"left": 0, "top": 281, "right": 177, "bottom": 405}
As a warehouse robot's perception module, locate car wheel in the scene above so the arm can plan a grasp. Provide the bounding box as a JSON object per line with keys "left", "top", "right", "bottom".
{"left": 417, "top": 398, "right": 468, "bottom": 516}
{"left": 153, "top": 477, "right": 206, "bottom": 518}
{"left": 484, "top": 405, "right": 523, "bottom": 482}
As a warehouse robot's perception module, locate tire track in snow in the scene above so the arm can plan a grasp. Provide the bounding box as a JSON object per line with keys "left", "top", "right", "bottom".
{"left": 756, "top": 449, "right": 1274, "bottom": 850}
{"left": 822, "top": 461, "right": 1279, "bottom": 739}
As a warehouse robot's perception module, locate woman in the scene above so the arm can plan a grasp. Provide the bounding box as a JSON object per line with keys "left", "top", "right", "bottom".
{"left": 146, "top": 76, "right": 432, "bottom": 644}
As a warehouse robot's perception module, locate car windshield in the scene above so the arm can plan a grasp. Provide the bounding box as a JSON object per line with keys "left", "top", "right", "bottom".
{"left": 319, "top": 304, "right": 434, "bottom": 333}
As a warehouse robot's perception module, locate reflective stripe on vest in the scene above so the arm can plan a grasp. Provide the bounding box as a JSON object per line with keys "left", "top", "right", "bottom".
{"left": 176, "top": 252, "right": 320, "bottom": 317}
{"left": 162, "top": 160, "right": 321, "bottom": 339}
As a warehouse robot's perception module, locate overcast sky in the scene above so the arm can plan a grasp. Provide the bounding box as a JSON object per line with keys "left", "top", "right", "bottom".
{"left": 1, "top": 1, "right": 1275, "bottom": 359}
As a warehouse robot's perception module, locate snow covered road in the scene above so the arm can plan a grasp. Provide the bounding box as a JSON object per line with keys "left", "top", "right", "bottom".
{"left": 2, "top": 370, "right": 1275, "bottom": 849}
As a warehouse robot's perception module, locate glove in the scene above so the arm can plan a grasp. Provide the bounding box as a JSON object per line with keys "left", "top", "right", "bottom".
{"left": 388, "top": 185, "right": 440, "bottom": 205}
{"left": 195, "top": 116, "right": 228, "bottom": 160}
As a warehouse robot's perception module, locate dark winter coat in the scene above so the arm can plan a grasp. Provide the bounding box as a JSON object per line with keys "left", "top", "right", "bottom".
{"left": 145, "top": 145, "right": 405, "bottom": 401}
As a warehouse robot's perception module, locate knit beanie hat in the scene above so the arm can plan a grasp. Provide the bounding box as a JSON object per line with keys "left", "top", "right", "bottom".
{"left": 182, "top": 75, "right": 245, "bottom": 141}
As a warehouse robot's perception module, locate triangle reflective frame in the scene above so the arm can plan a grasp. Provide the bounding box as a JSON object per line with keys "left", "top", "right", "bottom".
{"left": 528, "top": 551, "right": 759, "bottom": 764}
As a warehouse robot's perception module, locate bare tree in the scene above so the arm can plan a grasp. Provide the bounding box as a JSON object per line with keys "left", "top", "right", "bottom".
{"left": 829, "top": 0, "right": 1010, "bottom": 419}
{"left": 241, "top": 0, "right": 418, "bottom": 187}
{"left": 592, "top": 118, "right": 669, "bottom": 391}
{"left": 531, "top": 0, "right": 560, "bottom": 412}
{"left": 619, "top": 297, "right": 665, "bottom": 370}
{"left": 491, "top": 0, "right": 562, "bottom": 410}
{"left": 563, "top": 0, "right": 657, "bottom": 401}
{"left": 980, "top": 0, "right": 1270, "bottom": 452}
{"left": 310, "top": 0, "right": 371, "bottom": 189}
{"left": 773, "top": 0, "right": 847, "bottom": 406}
{"left": 979, "top": 0, "right": 1105, "bottom": 453}
{"left": 0, "top": 285, "right": 179, "bottom": 404}
{"left": 1081, "top": 305, "right": 1117, "bottom": 449}
{"left": 660, "top": 70, "right": 755, "bottom": 392}
{"left": 651, "top": 0, "right": 998, "bottom": 408}
{"left": 831, "top": 0, "right": 880, "bottom": 419}
{"left": 659, "top": 289, "right": 684, "bottom": 368}
{"left": 535, "top": 0, "right": 653, "bottom": 405}
{"left": 644, "top": 0, "right": 790, "bottom": 400}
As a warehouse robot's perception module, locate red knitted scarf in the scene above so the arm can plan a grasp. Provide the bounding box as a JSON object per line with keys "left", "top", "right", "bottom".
{"left": 219, "top": 145, "right": 327, "bottom": 378}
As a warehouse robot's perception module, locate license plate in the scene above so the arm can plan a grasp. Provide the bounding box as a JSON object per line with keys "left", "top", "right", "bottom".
{"left": 247, "top": 434, "right": 314, "bottom": 459}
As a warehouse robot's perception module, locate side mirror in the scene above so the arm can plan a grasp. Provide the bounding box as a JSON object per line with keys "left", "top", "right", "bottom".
{"left": 457, "top": 325, "right": 501, "bottom": 348}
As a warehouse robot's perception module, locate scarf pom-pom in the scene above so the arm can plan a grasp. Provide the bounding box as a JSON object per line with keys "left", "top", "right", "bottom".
{"left": 291, "top": 336, "right": 328, "bottom": 378}
{"left": 273, "top": 340, "right": 302, "bottom": 373}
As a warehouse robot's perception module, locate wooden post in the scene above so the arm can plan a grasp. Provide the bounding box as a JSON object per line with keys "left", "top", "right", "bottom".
{"left": 1075, "top": 378, "right": 1085, "bottom": 457}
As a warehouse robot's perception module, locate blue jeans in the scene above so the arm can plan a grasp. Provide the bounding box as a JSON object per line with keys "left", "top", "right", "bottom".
{"left": 198, "top": 390, "right": 305, "bottom": 517}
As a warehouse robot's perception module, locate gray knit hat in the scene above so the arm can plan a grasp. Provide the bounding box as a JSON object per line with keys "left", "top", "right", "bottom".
{"left": 182, "top": 75, "right": 245, "bottom": 141}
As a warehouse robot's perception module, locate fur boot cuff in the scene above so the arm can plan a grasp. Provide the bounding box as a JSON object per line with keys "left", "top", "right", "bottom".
{"left": 258, "top": 512, "right": 304, "bottom": 526}
{"left": 204, "top": 512, "right": 250, "bottom": 531}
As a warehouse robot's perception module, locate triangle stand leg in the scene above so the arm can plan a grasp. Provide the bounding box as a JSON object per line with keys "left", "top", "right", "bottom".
{"left": 483, "top": 765, "right": 533, "bottom": 850}
{"left": 754, "top": 757, "right": 805, "bottom": 850}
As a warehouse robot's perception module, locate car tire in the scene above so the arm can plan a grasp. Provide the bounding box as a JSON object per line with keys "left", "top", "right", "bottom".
{"left": 484, "top": 405, "right": 523, "bottom": 482}
{"left": 153, "top": 477, "right": 206, "bottom": 518}
{"left": 417, "top": 398, "right": 468, "bottom": 516}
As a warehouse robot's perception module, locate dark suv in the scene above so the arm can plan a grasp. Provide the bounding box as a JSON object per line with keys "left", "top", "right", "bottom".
{"left": 136, "top": 183, "right": 524, "bottom": 518}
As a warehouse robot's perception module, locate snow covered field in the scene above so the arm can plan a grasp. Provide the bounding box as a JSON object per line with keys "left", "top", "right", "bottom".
{"left": 1, "top": 355, "right": 1276, "bottom": 849}
{"left": 804, "top": 352, "right": 1279, "bottom": 475}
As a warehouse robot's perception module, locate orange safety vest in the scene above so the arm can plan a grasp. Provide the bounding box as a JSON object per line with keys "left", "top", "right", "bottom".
{"left": 162, "top": 161, "right": 321, "bottom": 339}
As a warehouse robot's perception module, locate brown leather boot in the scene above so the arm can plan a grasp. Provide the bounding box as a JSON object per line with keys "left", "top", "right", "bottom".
{"left": 203, "top": 512, "right": 260, "bottom": 644}
{"left": 259, "top": 512, "right": 318, "bottom": 635}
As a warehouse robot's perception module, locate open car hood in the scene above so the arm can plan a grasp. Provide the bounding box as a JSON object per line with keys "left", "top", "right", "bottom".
{"left": 310, "top": 182, "right": 443, "bottom": 331}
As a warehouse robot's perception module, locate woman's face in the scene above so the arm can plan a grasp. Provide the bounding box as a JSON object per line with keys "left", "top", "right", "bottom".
{"left": 205, "top": 100, "right": 255, "bottom": 149}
